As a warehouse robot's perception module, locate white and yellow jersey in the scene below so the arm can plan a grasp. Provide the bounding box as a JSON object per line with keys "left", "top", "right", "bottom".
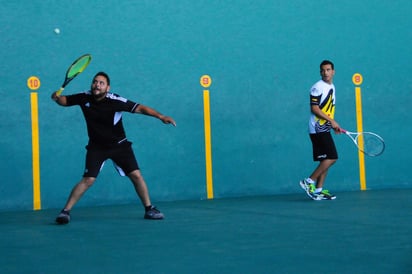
{"left": 308, "top": 80, "right": 336, "bottom": 134}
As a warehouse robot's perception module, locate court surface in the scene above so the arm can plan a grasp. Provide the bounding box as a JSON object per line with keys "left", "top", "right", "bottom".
{"left": 1, "top": 189, "right": 411, "bottom": 274}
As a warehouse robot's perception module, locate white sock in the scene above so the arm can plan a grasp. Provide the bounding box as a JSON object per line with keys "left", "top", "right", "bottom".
{"left": 315, "top": 188, "right": 322, "bottom": 193}
{"left": 305, "top": 178, "right": 315, "bottom": 184}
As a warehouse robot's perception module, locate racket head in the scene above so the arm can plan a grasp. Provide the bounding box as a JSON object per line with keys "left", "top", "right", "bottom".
{"left": 341, "top": 129, "right": 385, "bottom": 157}
{"left": 65, "top": 54, "right": 92, "bottom": 80}
{"left": 356, "top": 132, "right": 385, "bottom": 157}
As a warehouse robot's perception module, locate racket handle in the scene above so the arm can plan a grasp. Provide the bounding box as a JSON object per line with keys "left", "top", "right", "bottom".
{"left": 56, "top": 87, "right": 64, "bottom": 96}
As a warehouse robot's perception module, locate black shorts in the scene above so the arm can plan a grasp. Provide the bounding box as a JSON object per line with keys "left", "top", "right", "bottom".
{"left": 309, "top": 132, "right": 338, "bottom": 161}
{"left": 83, "top": 141, "right": 139, "bottom": 178}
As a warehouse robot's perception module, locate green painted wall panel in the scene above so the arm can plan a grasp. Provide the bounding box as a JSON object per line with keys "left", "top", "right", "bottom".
{"left": 1, "top": 0, "right": 411, "bottom": 211}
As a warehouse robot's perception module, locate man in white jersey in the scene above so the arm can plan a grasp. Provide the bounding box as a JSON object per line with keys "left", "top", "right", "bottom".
{"left": 51, "top": 72, "right": 176, "bottom": 224}
{"left": 299, "top": 60, "right": 342, "bottom": 200}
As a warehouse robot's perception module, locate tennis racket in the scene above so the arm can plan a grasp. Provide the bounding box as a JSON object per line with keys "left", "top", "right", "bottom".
{"left": 341, "top": 129, "right": 385, "bottom": 157}
{"left": 55, "top": 54, "right": 92, "bottom": 96}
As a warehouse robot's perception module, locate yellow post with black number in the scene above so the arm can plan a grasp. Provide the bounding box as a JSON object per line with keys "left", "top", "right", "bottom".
{"left": 27, "top": 76, "right": 42, "bottom": 210}
{"left": 352, "top": 73, "right": 366, "bottom": 191}
{"left": 200, "top": 75, "right": 214, "bottom": 199}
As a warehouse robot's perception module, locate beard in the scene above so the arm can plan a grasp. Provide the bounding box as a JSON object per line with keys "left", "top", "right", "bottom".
{"left": 92, "top": 89, "right": 107, "bottom": 100}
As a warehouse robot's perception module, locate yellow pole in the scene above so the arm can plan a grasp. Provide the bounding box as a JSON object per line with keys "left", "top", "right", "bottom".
{"left": 28, "top": 76, "right": 42, "bottom": 210}
{"left": 352, "top": 73, "right": 366, "bottom": 190}
{"left": 200, "top": 75, "right": 214, "bottom": 199}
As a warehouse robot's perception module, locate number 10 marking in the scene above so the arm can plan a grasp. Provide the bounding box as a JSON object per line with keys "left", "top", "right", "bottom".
{"left": 27, "top": 76, "right": 41, "bottom": 91}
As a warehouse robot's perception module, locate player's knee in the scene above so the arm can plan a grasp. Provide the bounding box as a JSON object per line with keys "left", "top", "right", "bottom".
{"left": 128, "top": 170, "right": 143, "bottom": 182}
{"left": 81, "top": 177, "right": 96, "bottom": 187}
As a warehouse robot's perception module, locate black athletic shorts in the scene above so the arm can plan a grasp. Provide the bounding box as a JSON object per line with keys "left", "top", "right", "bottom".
{"left": 83, "top": 141, "right": 139, "bottom": 178}
{"left": 309, "top": 132, "right": 338, "bottom": 161}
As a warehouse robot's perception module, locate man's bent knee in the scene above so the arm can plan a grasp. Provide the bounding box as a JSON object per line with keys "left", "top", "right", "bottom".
{"left": 81, "top": 177, "right": 96, "bottom": 187}
{"left": 127, "top": 170, "right": 143, "bottom": 181}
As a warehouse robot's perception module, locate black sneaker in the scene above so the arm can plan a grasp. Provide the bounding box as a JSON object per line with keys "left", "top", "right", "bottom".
{"left": 144, "top": 206, "right": 164, "bottom": 220}
{"left": 56, "top": 209, "right": 70, "bottom": 224}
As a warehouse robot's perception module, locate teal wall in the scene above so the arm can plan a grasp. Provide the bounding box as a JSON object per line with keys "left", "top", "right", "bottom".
{"left": 1, "top": 1, "right": 411, "bottom": 211}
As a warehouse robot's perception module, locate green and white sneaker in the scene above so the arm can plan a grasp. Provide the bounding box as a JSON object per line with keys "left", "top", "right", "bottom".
{"left": 317, "top": 189, "right": 336, "bottom": 200}
{"left": 299, "top": 179, "right": 310, "bottom": 192}
{"left": 299, "top": 179, "right": 322, "bottom": 200}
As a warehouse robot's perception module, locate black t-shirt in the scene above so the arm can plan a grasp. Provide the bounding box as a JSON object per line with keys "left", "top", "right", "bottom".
{"left": 65, "top": 91, "right": 139, "bottom": 145}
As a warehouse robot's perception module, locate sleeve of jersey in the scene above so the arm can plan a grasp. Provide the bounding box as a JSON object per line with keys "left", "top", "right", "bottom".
{"left": 310, "top": 87, "right": 321, "bottom": 106}
{"left": 129, "top": 101, "right": 139, "bottom": 113}
{"left": 117, "top": 99, "right": 139, "bottom": 113}
{"left": 65, "top": 93, "right": 85, "bottom": 106}
{"left": 107, "top": 93, "right": 139, "bottom": 112}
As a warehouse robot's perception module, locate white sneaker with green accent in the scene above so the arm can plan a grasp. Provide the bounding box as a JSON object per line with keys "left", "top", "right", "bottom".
{"left": 317, "top": 189, "right": 336, "bottom": 200}
{"left": 299, "top": 179, "right": 322, "bottom": 200}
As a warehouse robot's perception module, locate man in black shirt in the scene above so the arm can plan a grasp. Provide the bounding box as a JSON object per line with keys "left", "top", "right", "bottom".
{"left": 51, "top": 71, "right": 176, "bottom": 224}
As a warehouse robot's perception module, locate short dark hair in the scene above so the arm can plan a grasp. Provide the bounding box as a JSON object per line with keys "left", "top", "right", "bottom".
{"left": 320, "top": 60, "right": 334, "bottom": 70}
{"left": 93, "top": 71, "right": 110, "bottom": 85}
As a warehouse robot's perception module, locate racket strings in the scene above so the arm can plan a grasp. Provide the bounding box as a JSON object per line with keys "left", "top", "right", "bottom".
{"left": 67, "top": 55, "right": 91, "bottom": 78}
{"left": 358, "top": 133, "right": 385, "bottom": 156}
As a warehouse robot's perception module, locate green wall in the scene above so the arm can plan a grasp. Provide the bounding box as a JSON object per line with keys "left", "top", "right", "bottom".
{"left": 1, "top": 0, "right": 411, "bottom": 211}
